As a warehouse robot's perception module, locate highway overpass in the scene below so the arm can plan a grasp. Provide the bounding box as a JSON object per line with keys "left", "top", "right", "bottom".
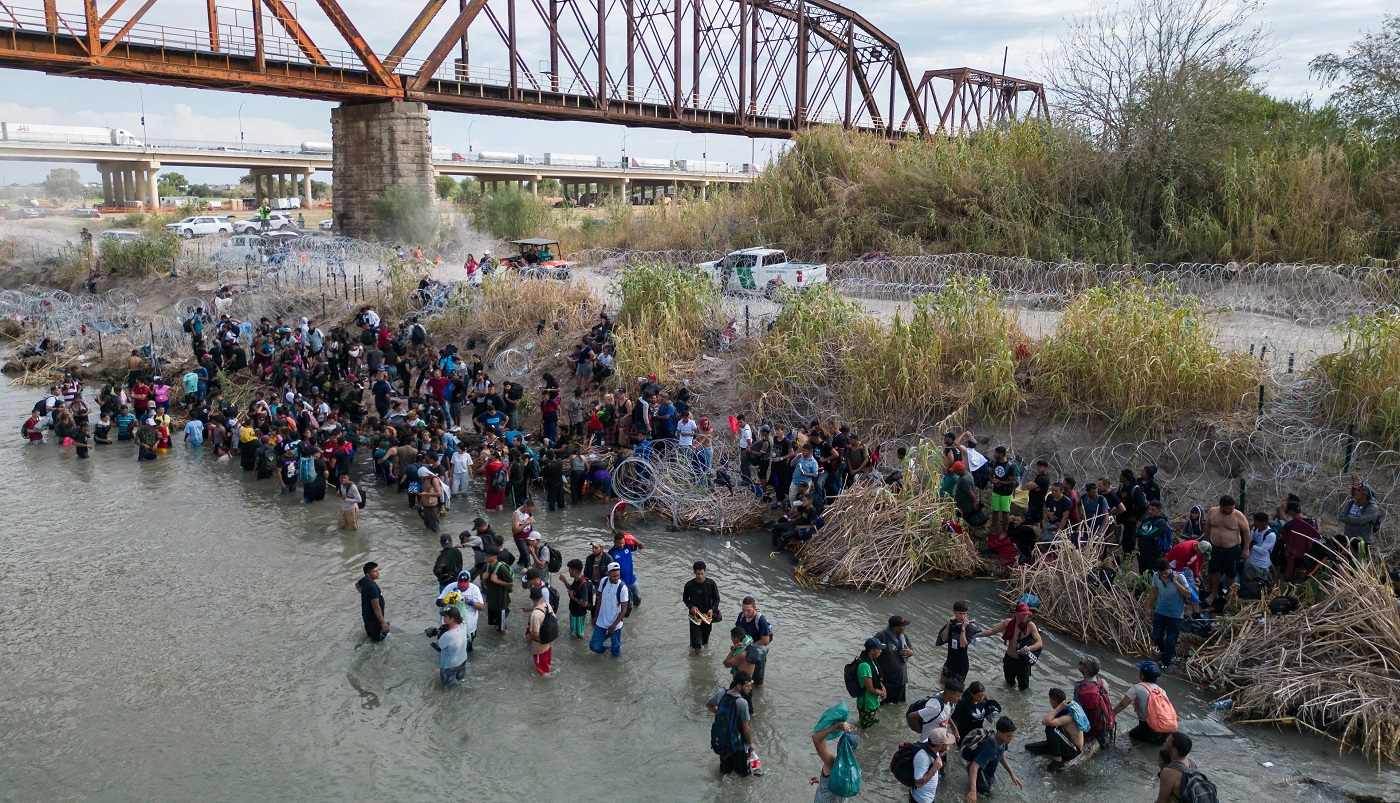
{"left": 0, "top": 139, "right": 754, "bottom": 207}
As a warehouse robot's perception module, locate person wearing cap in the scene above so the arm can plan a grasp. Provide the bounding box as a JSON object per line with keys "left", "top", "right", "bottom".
{"left": 736, "top": 413, "right": 755, "bottom": 486}
{"left": 1278, "top": 499, "right": 1320, "bottom": 580}
{"left": 432, "top": 606, "right": 469, "bottom": 689}
{"left": 435, "top": 570, "right": 486, "bottom": 652}
{"left": 911, "top": 727, "right": 955, "bottom": 803}
{"left": 745, "top": 423, "right": 773, "bottom": 496}
{"left": 1113, "top": 660, "right": 1177, "bottom": 744}
{"left": 1145, "top": 558, "right": 1194, "bottom": 668}
{"left": 874, "top": 614, "right": 914, "bottom": 705}
{"left": 583, "top": 540, "right": 612, "bottom": 586}
{"left": 939, "top": 431, "right": 964, "bottom": 499}
{"left": 952, "top": 461, "right": 979, "bottom": 523}
{"left": 590, "top": 561, "right": 630, "bottom": 656}
{"left": 609, "top": 530, "right": 644, "bottom": 611}
{"left": 431, "top": 533, "right": 463, "bottom": 589}
{"left": 525, "top": 532, "right": 554, "bottom": 575}
{"left": 980, "top": 602, "right": 1043, "bottom": 691}
{"left": 854, "top": 638, "right": 887, "bottom": 728}
{"left": 1163, "top": 533, "right": 1207, "bottom": 587}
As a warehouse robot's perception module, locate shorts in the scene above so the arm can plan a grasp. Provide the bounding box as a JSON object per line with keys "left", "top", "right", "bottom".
{"left": 1209, "top": 545, "right": 1242, "bottom": 575}
{"left": 990, "top": 493, "right": 1012, "bottom": 513}
{"left": 574, "top": 363, "right": 591, "bottom": 378}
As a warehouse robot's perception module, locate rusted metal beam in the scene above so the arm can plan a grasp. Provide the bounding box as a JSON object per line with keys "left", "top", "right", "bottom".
{"left": 98, "top": 0, "right": 157, "bottom": 56}
{"left": 206, "top": 0, "right": 219, "bottom": 51}
{"left": 251, "top": 0, "right": 264, "bottom": 72}
{"left": 383, "top": 0, "right": 446, "bottom": 71}
{"left": 262, "top": 0, "right": 329, "bottom": 66}
{"left": 43, "top": 0, "right": 56, "bottom": 34}
{"left": 596, "top": 0, "right": 606, "bottom": 110}
{"left": 99, "top": 0, "right": 129, "bottom": 26}
{"left": 408, "top": 0, "right": 487, "bottom": 91}
{"left": 83, "top": 0, "right": 99, "bottom": 55}
{"left": 314, "top": 0, "right": 396, "bottom": 87}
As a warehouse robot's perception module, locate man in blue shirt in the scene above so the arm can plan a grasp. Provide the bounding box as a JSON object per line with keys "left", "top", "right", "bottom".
{"left": 609, "top": 530, "right": 644, "bottom": 610}
{"left": 967, "top": 717, "right": 1023, "bottom": 801}
{"left": 1145, "top": 559, "right": 1194, "bottom": 668}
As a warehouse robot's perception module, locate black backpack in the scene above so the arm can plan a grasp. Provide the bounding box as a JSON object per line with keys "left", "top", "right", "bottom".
{"left": 536, "top": 604, "right": 560, "bottom": 644}
{"left": 959, "top": 728, "right": 990, "bottom": 762}
{"left": 906, "top": 697, "right": 944, "bottom": 734}
{"left": 843, "top": 657, "right": 869, "bottom": 698}
{"left": 889, "top": 742, "right": 925, "bottom": 787}
{"left": 1167, "top": 761, "right": 1220, "bottom": 803}
{"left": 544, "top": 544, "right": 563, "bottom": 573}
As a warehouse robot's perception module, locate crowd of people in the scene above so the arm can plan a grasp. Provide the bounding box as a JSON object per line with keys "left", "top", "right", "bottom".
{"left": 20, "top": 284, "right": 1353, "bottom": 803}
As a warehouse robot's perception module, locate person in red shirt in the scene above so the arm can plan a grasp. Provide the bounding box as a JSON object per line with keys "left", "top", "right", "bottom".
{"left": 1163, "top": 539, "right": 1209, "bottom": 607}
{"left": 130, "top": 380, "right": 151, "bottom": 415}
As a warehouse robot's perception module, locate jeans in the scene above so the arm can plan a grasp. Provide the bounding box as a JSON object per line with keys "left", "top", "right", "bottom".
{"left": 440, "top": 660, "right": 467, "bottom": 689}
{"left": 1003, "top": 653, "right": 1032, "bottom": 690}
{"left": 439, "top": 400, "right": 453, "bottom": 428}
{"left": 1152, "top": 612, "right": 1183, "bottom": 667}
{"left": 570, "top": 470, "right": 587, "bottom": 503}
{"left": 627, "top": 581, "right": 641, "bottom": 610}
{"left": 546, "top": 484, "right": 567, "bottom": 510}
{"left": 696, "top": 446, "right": 713, "bottom": 475}
{"left": 543, "top": 420, "right": 558, "bottom": 445}
{"left": 590, "top": 624, "right": 622, "bottom": 655}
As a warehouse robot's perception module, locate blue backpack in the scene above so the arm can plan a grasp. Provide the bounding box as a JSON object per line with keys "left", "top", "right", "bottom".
{"left": 710, "top": 692, "right": 745, "bottom": 756}
{"left": 297, "top": 456, "right": 316, "bottom": 483}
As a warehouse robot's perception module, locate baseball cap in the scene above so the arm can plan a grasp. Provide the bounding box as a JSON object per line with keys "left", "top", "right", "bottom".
{"left": 473, "top": 517, "right": 487, "bottom": 527}
{"left": 950, "top": 461, "right": 966, "bottom": 472}
{"left": 1198, "top": 541, "right": 1213, "bottom": 554}
{"left": 888, "top": 615, "right": 910, "bottom": 627}
{"left": 1015, "top": 602, "right": 1033, "bottom": 615}
{"left": 926, "top": 727, "right": 957, "bottom": 746}
{"left": 1134, "top": 660, "right": 1161, "bottom": 675}
{"left": 457, "top": 571, "right": 471, "bottom": 580}
{"left": 864, "top": 637, "right": 884, "bottom": 650}
{"left": 589, "top": 539, "right": 604, "bottom": 548}
{"left": 527, "top": 533, "right": 541, "bottom": 541}
{"left": 607, "top": 562, "right": 621, "bottom": 572}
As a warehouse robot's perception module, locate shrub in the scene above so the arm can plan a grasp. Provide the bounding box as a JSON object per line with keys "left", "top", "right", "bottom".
{"left": 473, "top": 188, "right": 551, "bottom": 241}
{"left": 1034, "top": 281, "right": 1261, "bottom": 426}
{"left": 1315, "top": 310, "right": 1400, "bottom": 449}
{"left": 98, "top": 232, "right": 181, "bottom": 277}
{"left": 914, "top": 276, "right": 1027, "bottom": 420}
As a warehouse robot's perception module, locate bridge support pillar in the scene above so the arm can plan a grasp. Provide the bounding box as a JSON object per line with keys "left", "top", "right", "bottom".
{"left": 331, "top": 100, "right": 434, "bottom": 239}
{"left": 533, "top": 176, "right": 541, "bottom": 197}
{"left": 97, "top": 160, "right": 160, "bottom": 208}
{"left": 303, "top": 172, "right": 314, "bottom": 204}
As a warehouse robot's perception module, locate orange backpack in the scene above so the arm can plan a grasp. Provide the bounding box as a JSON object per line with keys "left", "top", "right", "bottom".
{"left": 1141, "top": 683, "right": 1178, "bottom": 733}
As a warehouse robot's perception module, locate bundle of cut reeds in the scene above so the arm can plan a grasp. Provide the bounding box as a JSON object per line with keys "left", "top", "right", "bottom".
{"left": 791, "top": 480, "right": 978, "bottom": 593}
{"left": 1005, "top": 535, "right": 1155, "bottom": 655}
{"left": 1188, "top": 559, "right": 1400, "bottom": 763}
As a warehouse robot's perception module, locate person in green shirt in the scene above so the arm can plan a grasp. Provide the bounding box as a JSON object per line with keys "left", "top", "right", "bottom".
{"left": 857, "top": 637, "right": 887, "bottom": 728}
{"left": 481, "top": 550, "right": 514, "bottom": 634}
{"left": 257, "top": 199, "right": 272, "bottom": 232}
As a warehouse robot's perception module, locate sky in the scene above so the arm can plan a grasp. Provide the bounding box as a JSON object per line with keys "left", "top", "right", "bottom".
{"left": 0, "top": 0, "right": 1391, "bottom": 186}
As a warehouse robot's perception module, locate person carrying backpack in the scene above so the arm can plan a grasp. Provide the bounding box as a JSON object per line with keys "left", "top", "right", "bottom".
{"left": 526, "top": 586, "right": 557, "bottom": 675}
{"left": 707, "top": 671, "right": 756, "bottom": 777}
{"left": 846, "top": 638, "right": 886, "bottom": 729}
{"left": 560, "top": 559, "right": 595, "bottom": 640}
{"left": 1156, "top": 731, "right": 1220, "bottom": 803}
{"left": 1113, "top": 661, "right": 1177, "bottom": 744}
{"left": 1073, "top": 654, "right": 1116, "bottom": 747}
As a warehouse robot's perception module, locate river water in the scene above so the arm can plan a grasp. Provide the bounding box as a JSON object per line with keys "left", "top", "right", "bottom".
{"left": 0, "top": 378, "right": 1395, "bottom": 803}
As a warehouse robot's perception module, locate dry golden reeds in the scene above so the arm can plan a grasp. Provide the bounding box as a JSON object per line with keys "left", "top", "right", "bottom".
{"left": 434, "top": 274, "right": 599, "bottom": 344}
{"left": 1188, "top": 559, "right": 1400, "bottom": 763}
{"left": 1005, "top": 535, "right": 1155, "bottom": 655}
{"left": 792, "top": 480, "right": 979, "bottom": 593}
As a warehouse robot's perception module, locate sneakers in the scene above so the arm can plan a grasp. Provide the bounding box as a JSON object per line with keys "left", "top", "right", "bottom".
{"left": 1046, "top": 761, "right": 1066, "bottom": 773}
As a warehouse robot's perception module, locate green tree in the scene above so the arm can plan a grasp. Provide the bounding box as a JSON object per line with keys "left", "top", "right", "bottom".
{"left": 453, "top": 178, "right": 482, "bottom": 204}
{"left": 157, "top": 171, "right": 188, "bottom": 196}
{"left": 1311, "top": 15, "right": 1400, "bottom": 140}
{"left": 42, "top": 167, "right": 84, "bottom": 201}
{"left": 472, "top": 188, "right": 551, "bottom": 240}
{"left": 187, "top": 183, "right": 215, "bottom": 198}
{"left": 370, "top": 185, "right": 438, "bottom": 243}
{"left": 434, "top": 174, "right": 460, "bottom": 200}
{"left": 311, "top": 180, "right": 331, "bottom": 198}
{"left": 537, "top": 177, "right": 562, "bottom": 195}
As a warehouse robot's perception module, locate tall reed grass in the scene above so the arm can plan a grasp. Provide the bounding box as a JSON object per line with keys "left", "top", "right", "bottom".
{"left": 1034, "top": 281, "right": 1261, "bottom": 426}
{"left": 614, "top": 263, "right": 720, "bottom": 381}
{"left": 1315, "top": 310, "right": 1400, "bottom": 449}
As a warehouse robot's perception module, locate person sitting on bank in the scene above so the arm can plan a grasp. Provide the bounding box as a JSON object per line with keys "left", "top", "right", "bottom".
{"left": 1114, "top": 661, "right": 1178, "bottom": 744}
{"left": 1024, "top": 687, "right": 1086, "bottom": 772}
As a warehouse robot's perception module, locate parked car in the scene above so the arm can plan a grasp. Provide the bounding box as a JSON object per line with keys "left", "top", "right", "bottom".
{"left": 102, "top": 230, "right": 144, "bottom": 242}
{"left": 318, "top": 218, "right": 334, "bottom": 231}
{"left": 67, "top": 207, "right": 101, "bottom": 218}
{"left": 696, "top": 247, "right": 828, "bottom": 295}
{"left": 165, "top": 215, "right": 232, "bottom": 238}
{"left": 213, "top": 234, "right": 267, "bottom": 265}
{"left": 501, "top": 238, "right": 572, "bottom": 280}
{"left": 232, "top": 212, "right": 294, "bottom": 233}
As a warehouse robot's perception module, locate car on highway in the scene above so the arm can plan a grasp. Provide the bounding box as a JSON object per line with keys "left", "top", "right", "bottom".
{"left": 102, "top": 230, "right": 144, "bottom": 242}
{"left": 67, "top": 207, "right": 101, "bottom": 218}
{"left": 166, "top": 215, "right": 232, "bottom": 238}
{"left": 232, "top": 212, "right": 294, "bottom": 233}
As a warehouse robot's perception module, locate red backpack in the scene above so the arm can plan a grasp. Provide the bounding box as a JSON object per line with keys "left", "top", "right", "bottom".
{"left": 1074, "top": 678, "right": 1116, "bottom": 738}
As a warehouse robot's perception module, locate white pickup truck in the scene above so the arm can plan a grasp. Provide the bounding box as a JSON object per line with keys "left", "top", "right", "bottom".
{"left": 697, "top": 247, "right": 828, "bottom": 295}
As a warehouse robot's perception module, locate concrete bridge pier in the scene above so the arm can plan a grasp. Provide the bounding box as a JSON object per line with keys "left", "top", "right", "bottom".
{"left": 331, "top": 100, "right": 434, "bottom": 239}
{"left": 98, "top": 160, "right": 160, "bottom": 208}
{"left": 250, "top": 168, "right": 317, "bottom": 205}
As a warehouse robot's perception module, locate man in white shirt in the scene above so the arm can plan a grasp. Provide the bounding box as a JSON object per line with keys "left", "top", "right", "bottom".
{"left": 909, "top": 681, "right": 964, "bottom": 742}
{"left": 590, "top": 562, "right": 630, "bottom": 656}
{"left": 676, "top": 410, "right": 698, "bottom": 448}
{"left": 449, "top": 443, "right": 474, "bottom": 498}
{"left": 437, "top": 571, "right": 487, "bottom": 647}
{"left": 736, "top": 414, "right": 755, "bottom": 485}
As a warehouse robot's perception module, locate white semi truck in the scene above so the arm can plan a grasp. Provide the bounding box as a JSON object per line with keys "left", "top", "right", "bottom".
{"left": 0, "top": 123, "right": 143, "bottom": 146}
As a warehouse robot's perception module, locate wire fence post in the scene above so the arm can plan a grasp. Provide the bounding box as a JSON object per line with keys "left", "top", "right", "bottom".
{"left": 97, "top": 330, "right": 103, "bottom": 360}
{"left": 1344, "top": 423, "right": 1357, "bottom": 474}
{"left": 744, "top": 304, "right": 750, "bottom": 337}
